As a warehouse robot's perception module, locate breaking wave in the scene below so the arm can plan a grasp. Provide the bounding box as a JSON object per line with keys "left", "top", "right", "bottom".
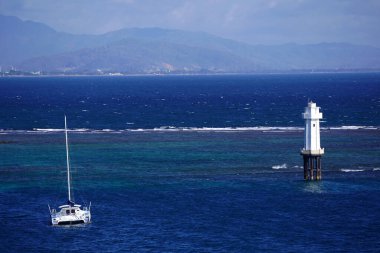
{"left": 272, "top": 164, "right": 287, "bottom": 170}
{"left": 340, "top": 169, "right": 365, "bottom": 173}
{"left": 327, "top": 126, "right": 379, "bottom": 130}
{"left": 0, "top": 125, "right": 378, "bottom": 134}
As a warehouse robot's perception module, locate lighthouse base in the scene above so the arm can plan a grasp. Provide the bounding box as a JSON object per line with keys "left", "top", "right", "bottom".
{"left": 302, "top": 155, "right": 322, "bottom": 181}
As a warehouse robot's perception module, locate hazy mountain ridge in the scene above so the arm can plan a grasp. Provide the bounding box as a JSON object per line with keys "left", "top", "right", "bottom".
{"left": 19, "top": 39, "right": 262, "bottom": 73}
{"left": 1, "top": 15, "right": 380, "bottom": 74}
{"left": 0, "top": 15, "right": 101, "bottom": 65}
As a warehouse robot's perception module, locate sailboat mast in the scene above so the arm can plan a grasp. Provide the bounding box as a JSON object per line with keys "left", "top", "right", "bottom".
{"left": 64, "top": 115, "right": 71, "bottom": 202}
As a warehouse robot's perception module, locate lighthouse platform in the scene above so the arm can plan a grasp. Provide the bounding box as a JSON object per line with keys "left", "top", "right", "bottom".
{"left": 301, "top": 148, "right": 325, "bottom": 156}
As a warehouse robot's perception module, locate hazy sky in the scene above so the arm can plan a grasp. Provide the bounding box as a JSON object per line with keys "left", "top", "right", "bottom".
{"left": 1, "top": 0, "right": 379, "bottom": 46}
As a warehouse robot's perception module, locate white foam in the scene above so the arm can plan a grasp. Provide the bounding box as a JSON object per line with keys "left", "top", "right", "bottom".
{"left": 70, "top": 128, "right": 90, "bottom": 132}
{"left": 272, "top": 163, "right": 287, "bottom": 170}
{"left": 326, "top": 126, "right": 378, "bottom": 130}
{"left": 1, "top": 125, "right": 379, "bottom": 134}
{"left": 340, "top": 169, "right": 365, "bottom": 173}
{"left": 33, "top": 128, "right": 90, "bottom": 133}
{"left": 33, "top": 128, "right": 65, "bottom": 132}
{"left": 373, "top": 168, "right": 380, "bottom": 171}
{"left": 25, "top": 126, "right": 298, "bottom": 134}
{"left": 152, "top": 126, "right": 304, "bottom": 132}
{"left": 129, "top": 129, "right": 145, "bottom": 132}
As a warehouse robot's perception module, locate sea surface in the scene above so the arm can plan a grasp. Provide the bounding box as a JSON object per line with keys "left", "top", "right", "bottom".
{"left": 0, "top": 73, "right": 379, "bottom": 252}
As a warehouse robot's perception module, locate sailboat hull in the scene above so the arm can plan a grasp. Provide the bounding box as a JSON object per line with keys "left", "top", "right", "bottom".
{"left": 57, "top": 220, "right": 85, "bottom": 225}
{"left": 51, "top": 205, "right": 91, "bottom": 226}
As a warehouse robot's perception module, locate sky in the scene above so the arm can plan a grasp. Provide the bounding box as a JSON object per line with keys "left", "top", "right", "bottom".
{"left": 1, "top": 0, "right": 380, "bottom": 47}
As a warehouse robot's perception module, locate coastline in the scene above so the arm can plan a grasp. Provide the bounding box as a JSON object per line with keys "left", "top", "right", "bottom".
{"left": 1, "top": 70, "right": 380, "bottom": 78}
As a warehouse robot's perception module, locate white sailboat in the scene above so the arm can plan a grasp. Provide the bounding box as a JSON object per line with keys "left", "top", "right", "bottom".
{"left": 49, "top": 116, "right": 91, "bottom": 225}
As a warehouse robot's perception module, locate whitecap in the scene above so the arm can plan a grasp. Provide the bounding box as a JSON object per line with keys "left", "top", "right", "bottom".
{"left": 272, "top": 163, "right": 287, "bottom": 170}
{"left": 69, "top": 128, "right": 90, "bottom": 132}
{"left": 3, "top": 125, "right": 379, "bottom": 134}
{"left": 33, "top": 128, "right": 64, "bottom": 132}
{"left": 33, "top": 128, "right": 90, "bottom": 133}
{"left": 340, "top": 169, "right": 365, "bottom": 173}
{"left": 326, "top": 126, "right": 379, "bottom": 130}
{"left": 130, "top": 129, "right": 144, "bottom": 132}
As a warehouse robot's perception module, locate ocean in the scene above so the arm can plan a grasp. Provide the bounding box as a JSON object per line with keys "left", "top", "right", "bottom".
{"left": 0, "top": 73, "right": 379, "bottom": 252}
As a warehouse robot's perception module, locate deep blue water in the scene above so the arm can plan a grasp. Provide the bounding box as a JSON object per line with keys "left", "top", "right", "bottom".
{"left": 0, "top": 74, "right": 380, "bottom": 252}
{"left": 0, "top": 73, "right": 379, "bottom": 130}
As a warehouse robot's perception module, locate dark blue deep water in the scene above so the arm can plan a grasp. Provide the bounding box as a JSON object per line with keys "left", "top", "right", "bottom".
{"left": 0, "top": 73, "right": 379, "bottom": 129}
{"left": 0, "top": 74, "right": 380, "bottom": 252}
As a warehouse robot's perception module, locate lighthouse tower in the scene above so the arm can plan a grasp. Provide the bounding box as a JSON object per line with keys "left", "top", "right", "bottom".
{"left": 301, "top": 101, "right": 324, "bottom": 180}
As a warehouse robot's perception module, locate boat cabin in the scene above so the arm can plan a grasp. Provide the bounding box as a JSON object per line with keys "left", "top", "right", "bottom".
{"left": 58, "top": 204, "right": 82, "bottom": 215}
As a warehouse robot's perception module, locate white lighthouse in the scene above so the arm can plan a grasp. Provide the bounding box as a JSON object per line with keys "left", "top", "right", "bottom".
{"left": 301, "top": 101, "right": 324, "bottom": 180}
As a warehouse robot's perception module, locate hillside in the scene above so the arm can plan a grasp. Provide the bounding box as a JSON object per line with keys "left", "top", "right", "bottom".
{"left": 1, "top": 15, "right": 380, "bottom": 74}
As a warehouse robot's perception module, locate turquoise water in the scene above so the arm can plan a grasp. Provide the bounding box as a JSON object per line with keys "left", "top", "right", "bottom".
{"left": 0, "top": 74, "right": 380, "bottom": 252}
{"left": 1, "top": 130, "right": 380, "bottom": 252}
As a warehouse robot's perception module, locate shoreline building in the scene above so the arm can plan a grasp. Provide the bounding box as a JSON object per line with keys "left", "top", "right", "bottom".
{"left": 301, "top": 101, "right": 324, "bottom": 180}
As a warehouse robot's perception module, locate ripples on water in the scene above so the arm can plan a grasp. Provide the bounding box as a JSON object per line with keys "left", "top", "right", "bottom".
{"left": 0, "top": 73, "right": 379, "bottom": 130}
{"left": 0, "top": 130, "right": 379, "bottom": 252}
{"left": 0, "top": 74, "right": 380, "bottom": 252}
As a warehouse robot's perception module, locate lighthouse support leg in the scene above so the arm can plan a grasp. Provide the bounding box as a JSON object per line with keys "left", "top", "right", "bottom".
{"left": 302, "top": 155, "right": 323, "bottom": 181}
{"left": 316, "top": 156, "right": 322, "bottom": 180}
{"left": 303, "top": 156, "right": 308, "bottom": 180}
{"left": 315, "top": 157, "right": 318, "bottom": 180}
{"left": 310, "top": 156, "right": 314, "bottom": 180}
{"left": 316, "top": 157, "right": 319, "bottom": 180}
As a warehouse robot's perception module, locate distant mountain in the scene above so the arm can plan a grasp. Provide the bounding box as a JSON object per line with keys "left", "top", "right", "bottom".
{"left": 1, "top": 14, "right": 380, "bottom": 74}
{"left": 18, "top": 39, "right": 261, "bottom": 74}
{"left": 0, "top": 15, "right": 102, "bottom": 66}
